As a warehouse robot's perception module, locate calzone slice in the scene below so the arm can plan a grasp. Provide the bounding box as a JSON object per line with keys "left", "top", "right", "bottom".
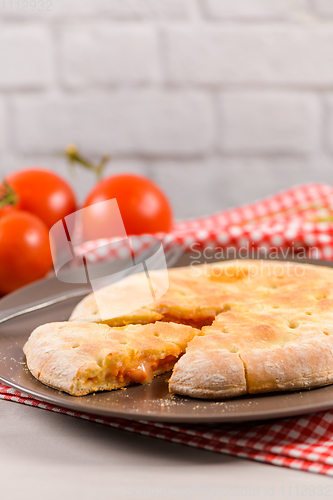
{"left": 23, "top": 321, "right": 198, "bottom": 396}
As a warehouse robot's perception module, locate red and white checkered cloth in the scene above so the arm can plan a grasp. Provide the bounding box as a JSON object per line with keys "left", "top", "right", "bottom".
{"left": 2, "top": 381, "right": 333, "bottom": 476}
{"left": 6, "top": 184, "right": 333, "bottom": 476}
{"left": 77, "top": 183, "right": 333, "bottom": 262}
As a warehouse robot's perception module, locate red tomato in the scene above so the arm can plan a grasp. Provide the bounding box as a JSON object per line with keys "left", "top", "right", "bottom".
{"left": 83, "top": 174, "right": 173, "bottom": 240}
{"left": 6, "top": 169, "right": 77, "bottom": 229}
{"left": 0, "top": 211, "right": 53, "bottom": 295}
{"left": 0, "top": 203, "right": 20, "bottom": 219}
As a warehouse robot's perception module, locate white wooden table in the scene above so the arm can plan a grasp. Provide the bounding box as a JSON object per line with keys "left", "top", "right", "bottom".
{"left": 1, "top": 400, "right": 332, "bottom": 500}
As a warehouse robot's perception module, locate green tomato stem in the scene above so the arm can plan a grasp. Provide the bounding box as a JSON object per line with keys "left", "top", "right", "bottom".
{"left": 0, "top": 181, "right": 17, "bottom": 209}
{"left": 65, "top": 144, "right": 111, "bottom": 180}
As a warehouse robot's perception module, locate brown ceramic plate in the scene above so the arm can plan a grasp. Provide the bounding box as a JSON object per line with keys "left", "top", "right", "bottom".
{"left": 1, "top": 256, "right": 333, "bottom": 423}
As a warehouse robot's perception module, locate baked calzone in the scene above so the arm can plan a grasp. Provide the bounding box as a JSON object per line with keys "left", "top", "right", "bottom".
{"left": 23, "top": 260, "right": 333, "bottom": 399}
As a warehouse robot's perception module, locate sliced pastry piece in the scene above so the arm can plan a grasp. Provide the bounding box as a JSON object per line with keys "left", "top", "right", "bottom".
{"left": 23, "top": 321, "right": 199, "bottom": 396}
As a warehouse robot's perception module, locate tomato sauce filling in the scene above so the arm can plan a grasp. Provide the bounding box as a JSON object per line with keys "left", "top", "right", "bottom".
{"left": 160, "top": 315, "right": 215, "bottom": 329}
{"left": 118, "top": 355, "right": 178, "bottom": 384}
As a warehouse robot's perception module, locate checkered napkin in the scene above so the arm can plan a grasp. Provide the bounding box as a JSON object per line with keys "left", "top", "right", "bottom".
{"left": 5, "top": 183, "right": 333, "bottom": 476}
{"left": 1, "top": 381, "right": 333, "bottom": 476}
{"left": 76, "top": 183, "right": 333, "bottom": 262}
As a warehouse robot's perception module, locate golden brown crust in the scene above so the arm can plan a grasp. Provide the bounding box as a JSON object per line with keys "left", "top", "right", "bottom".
{"left": 23, "top": 321, "right": 199, "bottom": 396}
{"left": 241, "top": 336, "right": 333, "bottom": 394}
{"left": 168, "top": 336, "right": 247, "bottom": 398}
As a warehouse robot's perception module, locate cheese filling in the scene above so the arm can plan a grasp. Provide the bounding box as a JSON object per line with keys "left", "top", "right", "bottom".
{"left": 121, "top": 355, "right": 178, "bottom": 384}
{"left": 84, "top": 354, "right": 179, "bottom": 391}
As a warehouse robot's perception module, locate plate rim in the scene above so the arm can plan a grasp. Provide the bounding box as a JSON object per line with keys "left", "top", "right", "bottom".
{"left": 2, "top": 372, "right": 333, "bottom": 424}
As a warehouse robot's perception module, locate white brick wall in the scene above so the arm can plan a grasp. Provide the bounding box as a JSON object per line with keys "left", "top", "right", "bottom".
{"left": 311, "top": 0, "right": 333, "bottom": 16}
{"left": 0, "top": 0, "right": 332, "bottom": 218}
{"left": 0, "top": 27, "right": 53, "bottom": 88}
{"left": 60, "top": 26, "right": 160, "bottom": 87}
{"left": 150, "top": 156, "right": 333, "bottom": 218}
{"left": 165, "top": 26, "right": 333, "bottom": 85}
{"left": 203, "top": 0, "right": 307, "bottom": 19}
{"left": 325, "top": 96, "right": 333, "bottom": 154}
{"left": 54, "top": 0, "right": 190, "bottom": 19}
{"left": 0, "top": 100, "right": 6, "bottom": 152}
{"left": 14, "top": 91, "right": 213, "bottom": 155}
{"left": 218, "top": 92, "right": 320, "bottom": 154}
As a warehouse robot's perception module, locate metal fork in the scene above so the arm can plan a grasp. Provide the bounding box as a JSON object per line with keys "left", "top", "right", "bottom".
{"left": 0, "top": 239, "right": 183, "bottom": 325}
